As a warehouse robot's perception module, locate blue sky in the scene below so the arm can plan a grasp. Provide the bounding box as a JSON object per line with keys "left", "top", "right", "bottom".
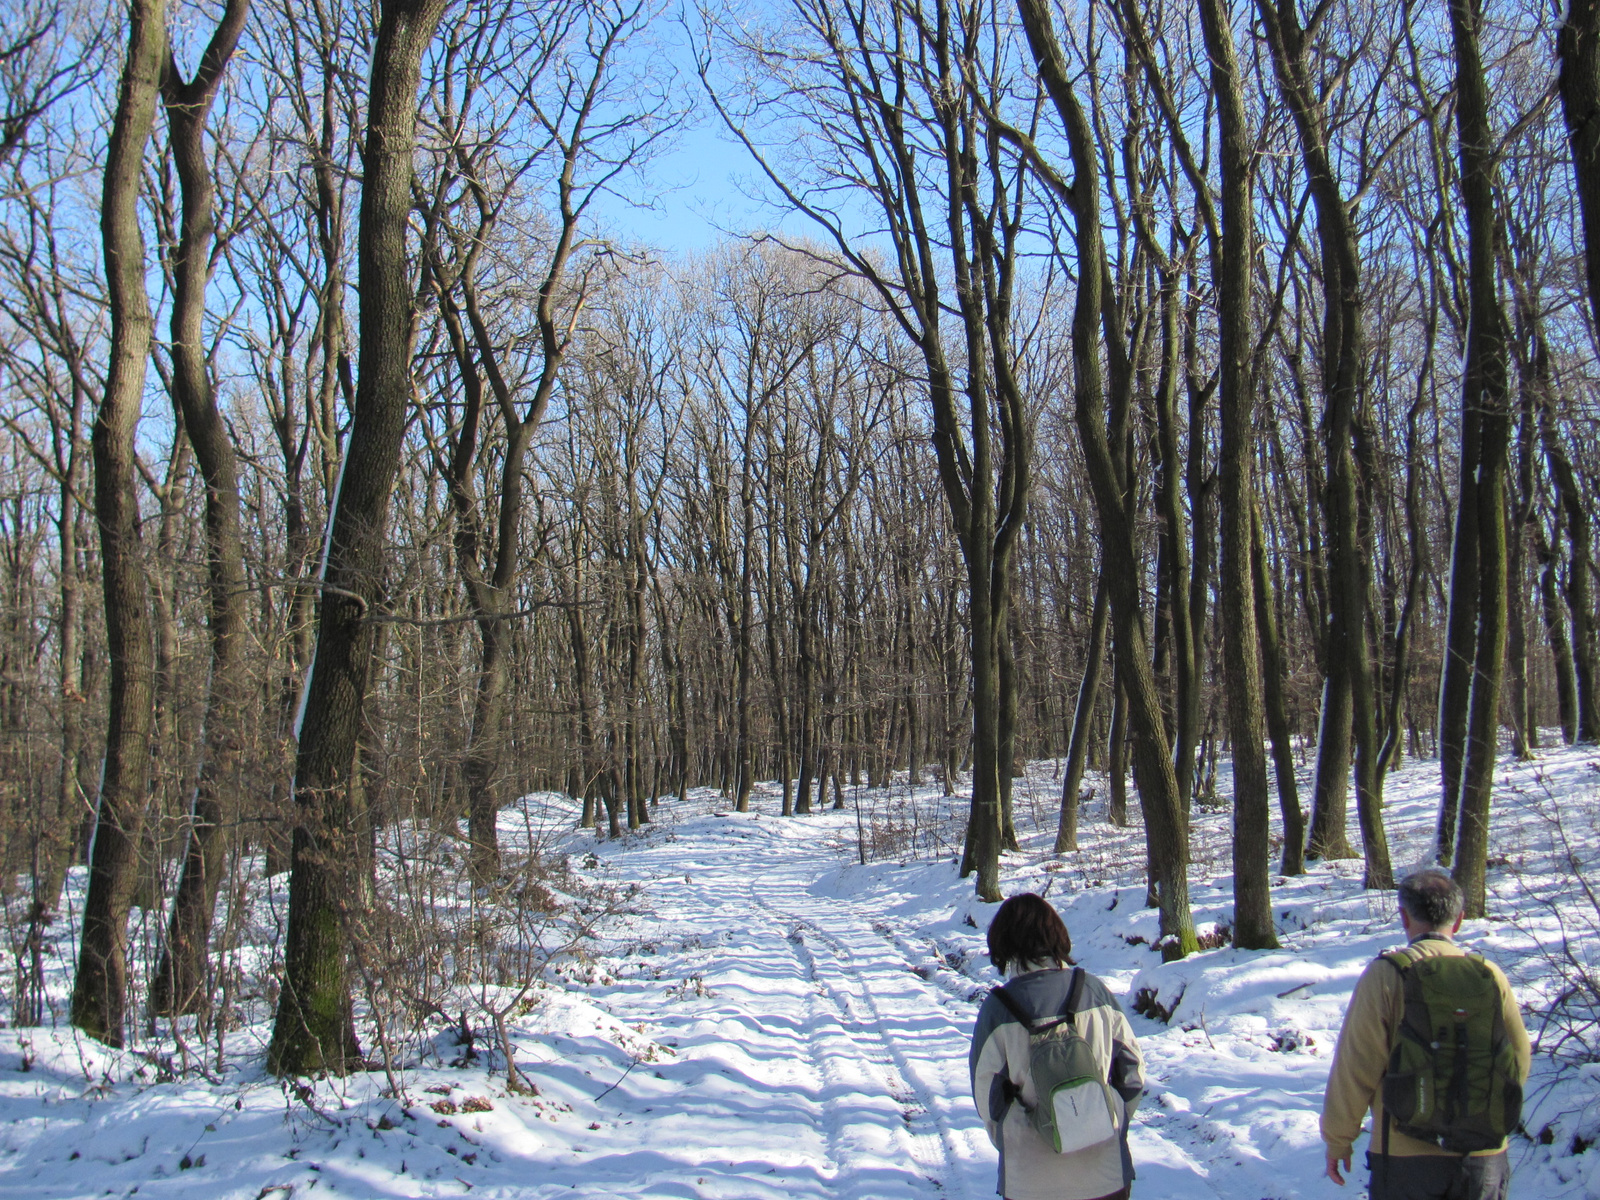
{"left": 591, "top": 117, "right": 770, "bottom": 254}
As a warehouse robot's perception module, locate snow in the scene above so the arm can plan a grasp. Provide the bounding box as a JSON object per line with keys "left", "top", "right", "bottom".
{"left": 3, "top": 743, "right": 1599, "bottom": 1198}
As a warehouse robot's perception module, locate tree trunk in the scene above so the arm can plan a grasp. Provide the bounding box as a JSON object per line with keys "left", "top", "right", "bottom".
{"left": 567, "top": 552, "right": 606, "bottom": 834}
{"left": 1201, "top": 0, "right": 1276, "bottom": 949}
{"left": 1505, "top": 336, "right": 1538, "bottom": 758}
{"left": 1107, "top": 675, "right": 1129, "bottom": 828}
{"left": 1542, "top": 417, "right": 1599, "bottom": 741}
{"left": 734, "top": 471, "right": 757, "bottom": 810}
{"left": 959, "top": 537, "right": 1004, "bottom": 895}
{"left": 1437, "top": 390, "right": 1481, "bottom": 863}
{"left": 1535, "top": 522, "right": 1578, "bottom": 744}
{"left": 795, "top": 603, "right": 816, "bottom": 815}
{"left": 1182, "top": 364, "right": 1212, "bottom": 815}
{"left": 1379, "top": 357, "right": 1431, "bottom": 780}
{"left": 1305, "top": 675, "right": 1354, "bottom": 858}
{"left": 997, "top": 593, "right": 1020, "bottom": 851}
{"left": 1253, "top": 501, "right": 1304, "bottom": 876}
{"left": 1150, "top": 277, "right": 1191, "bottom": 787}
{"left": 1056, "top": 575, "right": 1107, "bottom": 853}
{"left": 268, "top": 0, "right": 448, "bottom": 1078}
{"left": 71, "top": 0, "right": 166, "bottom": 1048}
{"left": 1448, "top": 0, "right": 1512, "bottom": 920}
{"left": 463, "top": 613, "right": 512, "bottom": 855}
{"left": 1559, "top": 0, "right": 1600, "bottom": 338}
{"left": 626, "top": 538, "right": 651, "bottom": 828}
{"left": 1016, "top": 0, "right": 1196, "bottom": 955}
{"left": 151, "top": 0, "right": 251, "bottom": 1019}
{"left": 902, "top": 582, "right": 922, "bottom": 787}
{"left": 1258, "top": 0, "right": 1389, "bottom": 886}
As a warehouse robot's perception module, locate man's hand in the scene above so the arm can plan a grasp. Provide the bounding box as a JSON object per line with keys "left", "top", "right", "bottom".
{"left": 1325, "top": 1153, "right": 1350, "bottom": 1186}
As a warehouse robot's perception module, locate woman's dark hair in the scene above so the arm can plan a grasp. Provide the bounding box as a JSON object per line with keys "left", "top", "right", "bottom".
{"left": 986, "top": 893, "right": 1074, "bottom": 975}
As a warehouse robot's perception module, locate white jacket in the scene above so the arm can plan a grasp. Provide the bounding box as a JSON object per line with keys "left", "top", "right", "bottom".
{"left": 968, "top": 964, "right": 1144, "bottom": 1200}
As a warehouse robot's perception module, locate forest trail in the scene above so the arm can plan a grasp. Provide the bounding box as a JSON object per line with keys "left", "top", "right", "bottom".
{"left": 3, "top": 748, "right": 1592, "bottom": 1199}
{"left": 563, "top": 806, "right": 995, "bottom": 1198}
{"left": 560, "top": 745, "right": 1599, "bottom": 1200}
{"left": 561, "top": 799, "right": 1221, "bottom": 1200}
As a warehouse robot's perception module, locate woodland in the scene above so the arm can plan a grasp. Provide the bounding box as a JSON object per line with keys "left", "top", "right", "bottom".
{"left": 0, "top": 0, "right": 1594, "bottom": 1079}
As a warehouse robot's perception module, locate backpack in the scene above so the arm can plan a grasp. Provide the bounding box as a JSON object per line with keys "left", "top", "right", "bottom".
{"left": 1378, "top": 946, "right": 1522, "bottom": 1154}
{"left": 990, "top": 968, "right": 1121, "bottom": 1155}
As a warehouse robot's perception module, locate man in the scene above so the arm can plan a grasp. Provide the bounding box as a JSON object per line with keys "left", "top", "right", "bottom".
{"left": 1322, "top": 868, "right": 1531, "bottom": 1199}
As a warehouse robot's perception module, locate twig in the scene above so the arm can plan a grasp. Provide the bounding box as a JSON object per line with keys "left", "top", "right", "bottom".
{"left": 593, "top": 1057, "right": 638, "bottom": 1104}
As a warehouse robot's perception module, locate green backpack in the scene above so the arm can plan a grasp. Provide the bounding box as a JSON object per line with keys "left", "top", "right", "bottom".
{"left": 991, "top": 968, "right": 1121, "bottom": 1155}
{"left": 1379, "top": 947, "right": 1522, "bottom": 1154}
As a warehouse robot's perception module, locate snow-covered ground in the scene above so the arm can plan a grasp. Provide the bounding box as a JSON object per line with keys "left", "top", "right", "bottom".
{"left": 3, "top": 743, "right": 1600, "bottom": 1198}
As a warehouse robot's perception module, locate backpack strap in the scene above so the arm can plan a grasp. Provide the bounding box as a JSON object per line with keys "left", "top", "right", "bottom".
{"left": 1379, "top": 946, "right": 1419, "bottom": 976}
{"left": 988, "top": 985, "right": 1033, "bottom": 1115}
{"left": 1063, "top": 965, "right": 1087, "bottom": 1025}
{"left": 991, "top": 966, "right": 1086, "bottom": 1031}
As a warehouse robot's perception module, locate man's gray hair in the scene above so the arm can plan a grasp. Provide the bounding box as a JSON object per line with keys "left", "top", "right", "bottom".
{"left": 1397, "top": 867, "right": 1464, "bottom": 930}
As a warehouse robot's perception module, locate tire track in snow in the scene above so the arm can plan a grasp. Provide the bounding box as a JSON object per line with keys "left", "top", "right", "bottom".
{"left": 775, "top": 910, "right": 949, "bottom": 1192}
{"left": 751, "top": 894, "right": 855, "bottom": 1193}
{"left": 760, "top": 869, "right": 1240, "bottom": 1200}
{"left": 669, "top": 818, "right": 1231, "bottom": 1200}
{"left": 748, "top": 881, "right": 966, "bottom": 1195}
{"left": 590, "top": 814, "right": 996, "bottom": 1196}
{"left": 868, "top": 920, "right": 990, "bottom": 1006}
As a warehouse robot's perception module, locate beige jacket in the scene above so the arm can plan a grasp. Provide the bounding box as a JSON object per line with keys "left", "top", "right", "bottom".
{"left": 1321, "top": 934, "right": 1531, "bottom": 1159}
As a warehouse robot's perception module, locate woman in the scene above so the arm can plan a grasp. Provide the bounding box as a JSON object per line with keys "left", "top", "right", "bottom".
{"left": 969, "top": 893, "right": 1144, "bottom": 1200}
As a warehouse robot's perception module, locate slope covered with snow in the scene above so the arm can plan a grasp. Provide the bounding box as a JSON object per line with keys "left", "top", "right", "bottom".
{"left": 2, "top": 743, "right": 1598, "bottom": 1198}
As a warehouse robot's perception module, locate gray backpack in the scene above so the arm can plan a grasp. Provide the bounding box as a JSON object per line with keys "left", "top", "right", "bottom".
{"left": 992, "top": 968, "right": 1121, "bottom": 1154}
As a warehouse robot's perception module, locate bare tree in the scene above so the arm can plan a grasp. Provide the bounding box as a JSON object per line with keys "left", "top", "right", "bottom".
{"left": 1011, "top": 0, "right": 1198, "bottom": 956}
{"left": 1560, "top": 0, "right": 1600, "bottom": 338}
{"left": 1445, "top": 0, "right": 1513, "bottom": 918}
{"left": 0, "top": 167, "right": 103, "bottom": 1023}
{"left": 1199, "top": 0, "right": 1276, "bottom": 948}
{"left": 1256, "top": 0, "right": 1395, "bottom": 888}
{"left": 417, "top": 0, "right": 674, "bottom": 879}
{"left": 268, "top": 0, "right": 450, "bottom": 1078}
{"left": 71, "top": 0, "right": 166, "bottom": 1048}
{"left": 0, "top": 2, "right": 105, "bottom": 168}
{"left": 149, "top": 0, "right": 252, "bottom": 1019}
{"left": 701, "top": 0, "right": 1033, "bottom": 900}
